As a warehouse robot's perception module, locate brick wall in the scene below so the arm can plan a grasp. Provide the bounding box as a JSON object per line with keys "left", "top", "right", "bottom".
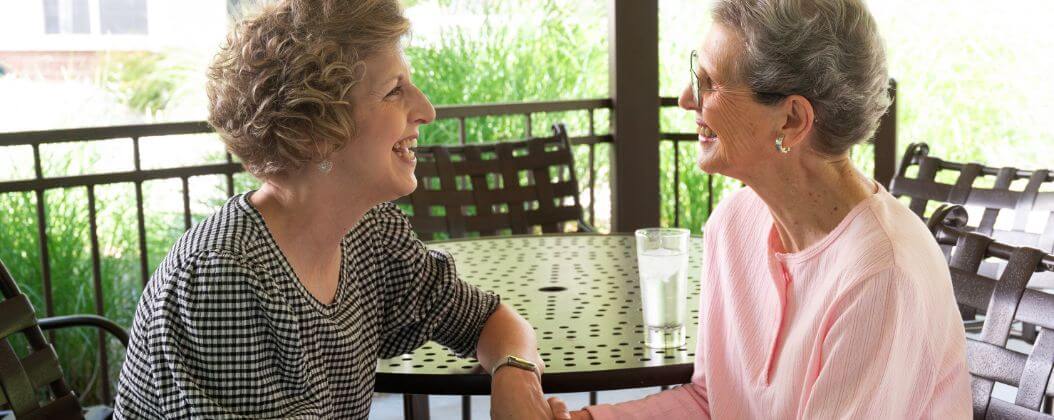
{"left": 0, "top": 51, "right": 102, "bottom": 80}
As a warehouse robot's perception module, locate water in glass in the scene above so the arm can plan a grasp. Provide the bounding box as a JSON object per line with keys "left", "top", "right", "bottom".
{"left": 635, "top": 228, "right": 690, "bottom": 348}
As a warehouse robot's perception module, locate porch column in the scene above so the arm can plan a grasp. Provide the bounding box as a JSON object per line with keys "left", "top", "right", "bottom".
{"left": 874, "top": 80, "right": 898, "bottom": 187}
{"left": 608, "top": 0, "right": 661, "bottom": 232}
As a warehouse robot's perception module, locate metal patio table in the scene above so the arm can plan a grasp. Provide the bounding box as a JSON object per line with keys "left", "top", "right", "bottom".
{"left": 374, "top": 233, "right": 704, "bottom": 419}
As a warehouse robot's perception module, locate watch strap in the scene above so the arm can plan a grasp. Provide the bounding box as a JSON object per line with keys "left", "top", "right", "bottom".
{"left": 491, "top": 355, "right": 541, "bottom": 381}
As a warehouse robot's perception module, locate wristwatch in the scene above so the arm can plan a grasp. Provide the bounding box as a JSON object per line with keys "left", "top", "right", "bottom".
{"left": 491, "top": 355, "right": 541, "bottom": 381}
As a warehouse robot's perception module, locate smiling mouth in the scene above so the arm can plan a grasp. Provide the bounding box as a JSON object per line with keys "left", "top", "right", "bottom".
{"left": 698, "top": 123, "right": 718, "bottom": 143}
{"left": 393, "top": 137, "right": 418, "bottom": 160}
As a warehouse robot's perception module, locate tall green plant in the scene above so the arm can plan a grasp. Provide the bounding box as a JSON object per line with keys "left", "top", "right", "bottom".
{"left": 407, "top": 0, "right": 607, "bottom": 144}
{"left": 97, "top": 50, "right": 201, "bottom": 117}
{"left": 0, "top": 148, "right": 194, "bottom": 405}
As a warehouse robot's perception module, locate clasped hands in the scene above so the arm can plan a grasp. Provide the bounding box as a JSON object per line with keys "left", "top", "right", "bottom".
{"left": 490, "top": 366, "right": 592, "bottom": 420}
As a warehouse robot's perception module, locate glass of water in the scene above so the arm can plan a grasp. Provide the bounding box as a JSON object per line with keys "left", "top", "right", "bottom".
{"left": 635, "top": 228, "right": 691, "bottom": 349}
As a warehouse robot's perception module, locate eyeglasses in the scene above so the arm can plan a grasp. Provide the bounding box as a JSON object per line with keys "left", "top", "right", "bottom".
{"left": 689, "top": 50, "right": 786, "bottom": 107}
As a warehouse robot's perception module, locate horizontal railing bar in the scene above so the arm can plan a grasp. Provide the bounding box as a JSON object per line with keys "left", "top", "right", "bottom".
{"left": 435, "top": 98, "right": 613, "bottom": 119}
{"left": 416, "top": 134, "right": 613, "bottom": 155}
{"left": 0, "top": 121, "right": 213, "bottom": 146}
{"left": 0, "top": 99, "right": 615, "bottom": 147}
{"left": 658, "top": 93, "right": 693, "bottom": 144}
{"left": 569, "top": 134, "right": 613, "bottom": 146}
{"left": 659, "top": 97, "right": 679, "bottom": 107}
{"left": 660, "top": 133, "right": 697, "bottom": 142}
{"left": 0, "top": 135, "right": 611, "bottom": 193}
{"left": 0, "top": 163, "right": 244, "bottom": 193}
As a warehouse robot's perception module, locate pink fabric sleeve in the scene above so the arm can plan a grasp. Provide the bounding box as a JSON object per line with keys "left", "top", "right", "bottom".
{"left": 585, "top": 382, "right": 710, "bottom": 420}
{"left": 798, "top": 267, "right": 940, "bottom": 419}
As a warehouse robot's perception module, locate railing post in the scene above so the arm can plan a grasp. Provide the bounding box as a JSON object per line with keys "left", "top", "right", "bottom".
{"left": 608, "top": 0, "right": 660, "bottom": 232}
{"left": 874, "top": 79, "right": 898, "bottom": 188}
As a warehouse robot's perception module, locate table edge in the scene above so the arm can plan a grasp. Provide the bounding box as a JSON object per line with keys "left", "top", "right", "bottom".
{"left": 424, "top": 232, "right": 704, "bottom": 245}
{"left": 374, "top": 363, "right": 694, "bottom": 395}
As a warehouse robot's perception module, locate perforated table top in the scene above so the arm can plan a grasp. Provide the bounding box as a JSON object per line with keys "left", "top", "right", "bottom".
{"left": 375, "top": 233, "right": 704, "bottom": 395}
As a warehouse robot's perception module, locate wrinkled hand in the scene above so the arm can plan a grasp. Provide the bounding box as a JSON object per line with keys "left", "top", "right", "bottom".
{"left": 547, "top": 397, "right": 592, "bottom": 420}
{"left": 547, "top": 397, "right": 570, "bottom": 419}
{"left": 490, "top": 368, "right": 551, "bottom": 420}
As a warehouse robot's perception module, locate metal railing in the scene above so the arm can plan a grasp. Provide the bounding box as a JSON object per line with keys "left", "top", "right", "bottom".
{"left": 659, "top": 96, "right": 708, "bottom": 228}
{"left": 0, "top": 98, "right": 614, "bottom": 404}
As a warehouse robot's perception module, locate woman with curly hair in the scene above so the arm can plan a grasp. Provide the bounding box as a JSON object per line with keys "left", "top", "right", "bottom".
{"left": 114, "top": 1, "right": 552, "bottom": 418}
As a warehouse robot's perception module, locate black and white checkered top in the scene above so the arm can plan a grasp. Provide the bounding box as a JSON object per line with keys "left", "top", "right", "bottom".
{"left": 114, "top": 193, "right": 500, "bottom": 419}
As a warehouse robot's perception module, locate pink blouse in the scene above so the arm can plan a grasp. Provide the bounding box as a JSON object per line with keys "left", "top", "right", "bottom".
{"left": 587, "top": 186, "right": 971, "bottom": 419}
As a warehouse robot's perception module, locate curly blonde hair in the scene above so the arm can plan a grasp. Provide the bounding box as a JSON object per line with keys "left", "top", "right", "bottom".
{"left": 207, "top": 0, "right": 410, "bottom": 177}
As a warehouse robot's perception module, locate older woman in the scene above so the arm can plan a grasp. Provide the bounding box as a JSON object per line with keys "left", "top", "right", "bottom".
{"left": 114, "top": 1, "right": 554, "bottom": 418}
{"left": 550, "top": 0, "right": 971, "bottom": 419}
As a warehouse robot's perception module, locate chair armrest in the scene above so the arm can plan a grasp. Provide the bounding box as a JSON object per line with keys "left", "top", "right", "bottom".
{"left": 38, "top": 315, "right": 129, "bottom": 349}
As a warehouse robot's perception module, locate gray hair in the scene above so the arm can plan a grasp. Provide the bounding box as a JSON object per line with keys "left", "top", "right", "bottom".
{"left": 711, "top": 0, "right": 891, "bottom": 155}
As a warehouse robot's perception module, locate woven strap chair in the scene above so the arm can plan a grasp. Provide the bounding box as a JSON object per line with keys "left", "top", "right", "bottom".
{"left": 892, "top": 142, "right": 1054, "bottom": 339}
{"left": 395, "top": 123, "right": 593, "bottom": 241}
{"left": 929, "top": 204, "right": 1054, "bottom": 418}
{"left": 394, "top": 123, "right": 594, "bottom": 417}
{"left": 891, "top": 142, "right": 1054, "bottom": 249}
{"left": 0, "top": 258, "right": 128, "bottom": 420}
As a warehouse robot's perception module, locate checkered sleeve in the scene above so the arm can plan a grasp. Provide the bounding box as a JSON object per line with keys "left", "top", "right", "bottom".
{"left": 114, "top": 270, "right": 163, "bottom": 419}
{"left": 137, "top": 250, "right": 294, "bottom": 418}
{"left": 373, "top": 203, "right": 501, "bottom": 359}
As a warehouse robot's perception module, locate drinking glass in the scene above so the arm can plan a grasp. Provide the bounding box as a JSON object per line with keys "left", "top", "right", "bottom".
{"left": 634, "top": 228, "right": 691, "bottom": 349}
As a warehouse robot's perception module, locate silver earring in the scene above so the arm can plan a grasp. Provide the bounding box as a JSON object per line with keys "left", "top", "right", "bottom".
{"left": 775, "top": 136, "right": 791, "bottom": 154}
{"left": 317, "top": 160, "right": 333, "bottom": 173}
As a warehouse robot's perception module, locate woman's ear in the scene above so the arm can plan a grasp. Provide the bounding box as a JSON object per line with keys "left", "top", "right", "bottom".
{"left": 778, "top": 95, "right": 815, "bottom": 150}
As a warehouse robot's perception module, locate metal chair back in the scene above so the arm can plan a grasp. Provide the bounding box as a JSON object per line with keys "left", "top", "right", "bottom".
{"left": 891, "top": 142, "right": 1054, "bottom": 250}
{"left": 396, "top": 123, "right": 589, "bottom": 240}
{"left": 892, "top": 143, "right": 1054, "bottom": 334}
{"left": 0, "top": 258, "right": 84, "bottom": 420}
{"left": 929, "top": 205, "right": 1054, "bottom": 419}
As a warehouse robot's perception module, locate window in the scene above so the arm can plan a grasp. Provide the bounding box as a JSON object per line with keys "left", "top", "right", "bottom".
{"left": 43, "top": 0, "right": 91, "bottom": 34}
{"left": 99, "top": 0, "right": 147, "bottom": 34}
{"left": 42, "top": 0, "right": 148, "bottom": 35}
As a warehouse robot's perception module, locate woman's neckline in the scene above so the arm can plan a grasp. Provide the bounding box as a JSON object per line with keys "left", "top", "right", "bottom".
{"left": 238, "top": 191, "right": 351, "bottom": 311}
{"left": 767, "top": 181, "right": 885, "bottom": 264}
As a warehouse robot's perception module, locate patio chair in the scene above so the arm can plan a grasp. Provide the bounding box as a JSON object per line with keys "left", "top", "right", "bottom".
{"left": 928, "top": 204, "right": 1054, "bottom": 418}
{"left": 891, "top": 142, "right": 1054, "bottom": 339}
{"left": 0, "top": 257, "right": 129, "bottom": 420}
{"left": 396, "top": 123, "right": 594, "bottom": 241}
{"left": 890, "top": 142, "right": 1054, "bottom": 248}
{"left": 393, "top": 123, "right": 595, "bottom": 417}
